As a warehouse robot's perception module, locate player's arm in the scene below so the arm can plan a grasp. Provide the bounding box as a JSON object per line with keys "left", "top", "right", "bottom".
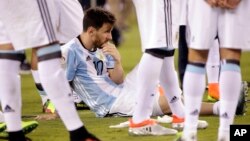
{"left": 102, "top": 42, "right": 124, "bottom": 84}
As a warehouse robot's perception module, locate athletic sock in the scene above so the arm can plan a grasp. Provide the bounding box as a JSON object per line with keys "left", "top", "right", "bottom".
{"left": 31, "top": 70, "right": 48, "bottom": 105}
{"left": 0, "top": 111, "right": 4, "bottom": 122}
{"left": 206, "top": 64, "right": 220, "bottom": 84}
{"left": 213, "top": 101, "right": 220, "bottom": 115}
{"left": 37, "top": 44, "right": 83, "bottom": 131}
{"left": 183, "top": 63, "right": 206, "bottom": 137}
{"left": 159, "top": 57, "right": 184, "bottom": 118}
{"left": 219, "top": 61, "right": 241, "bottom": 137}
{"left": 132, "top": 53, "right": 163, "bottom": 123}
{"left": 0, "top": 57, "right": 22, "bottom": 132}
{"left": 206, "top": 40, "right": 220, "bottom": 84}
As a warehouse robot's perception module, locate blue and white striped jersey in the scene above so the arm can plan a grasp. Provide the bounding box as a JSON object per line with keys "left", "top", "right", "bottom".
{"left": 62, "top": 37, "right": 123, "bottom": 117}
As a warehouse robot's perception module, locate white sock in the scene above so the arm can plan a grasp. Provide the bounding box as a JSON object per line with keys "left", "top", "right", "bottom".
{"left": 219, "top": 62, "right": 241, "bottom": 135}
{"left": 213, "top": 101, "right": 220, "bottom": 115}
{"left": 31, "top": 70, "right": 48, "bottom": 105}
{"left": 37, "top": 45, "right": 83, "bottom": 131}
{"left": 132, "top": 53, "right": 163, "bottom": 123}
{"left": 206, "top": 41, "right": 220, "bottom": 83}
{"left": 0, "top": 59, "right": 22, "bottom": 131}
{"left": 159, "top": 57, "right": 184, "bottom": 118}
{"left": 0, "top": 111, "right": 4, "bottom": 122}
{"left": 183, "top": 64, "right": 206, "bottom": 136}
{"left": 206, "top": 64, "right": 220, "bottom": 83}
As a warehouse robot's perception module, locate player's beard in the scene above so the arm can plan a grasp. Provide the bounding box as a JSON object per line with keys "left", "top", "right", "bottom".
{"left": 94, "top": 39, "right": 109, "bottom": 50}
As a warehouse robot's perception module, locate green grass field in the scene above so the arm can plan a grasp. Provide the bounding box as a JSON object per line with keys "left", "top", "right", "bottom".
{"left": 14, "top": 14, "right": 250, "bottom": 141}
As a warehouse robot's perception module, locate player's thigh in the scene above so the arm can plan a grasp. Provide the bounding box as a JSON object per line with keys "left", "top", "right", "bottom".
{"left": 219, "top": 0, "right": 250, "bottom": 50}
{"left": 0, "top": 0, "right": 58, "bottom": 50}
{"left": 133, "top": 0, "right": 155, "bottom": 50}
{"left": 186, "top": 0, "right": 217, "bottom": 50}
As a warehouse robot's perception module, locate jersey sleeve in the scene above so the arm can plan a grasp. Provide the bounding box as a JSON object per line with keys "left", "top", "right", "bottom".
{"left": 66, "top": 48, "right": 77, "bottom": 81}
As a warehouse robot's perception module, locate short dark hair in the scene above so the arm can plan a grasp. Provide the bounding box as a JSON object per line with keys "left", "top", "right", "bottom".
{"left": 83, "top": 7, "right": 116, "bottom": 31}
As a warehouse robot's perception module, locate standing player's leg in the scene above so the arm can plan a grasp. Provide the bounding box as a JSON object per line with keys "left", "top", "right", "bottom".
{"left": 0, "top": 44, "right": 26, "bottom": 141}
{"left": 0, "top": 0, "right": 99, "bottom": 140}
{"left": 180, "top": 0, "right": 217, "bottom": 140}
{"left": 218, "top": 49, "right": 242, "bottom": 140}
{"left": 130, "top": 0, "right": 163, "bottom": 125}
{"left": 30, "top": 50, "right": 51, "bottom": 113}
{"left": 217, "top": 1, "right": 250, "bottom": 140}
{"left": 159, "top": 54, "right": 185, "bottom": 129}
{"left": 129, "top": 0, "right": 178, "bottom": 136}
{"left": 30, "top": 0, "right": 83, "bottom": 114}
{"left": 33, "top": 1, "right": 99, "bottom": 140}
{"left": 0, "top": 20, "right": 27, "bottom": 140}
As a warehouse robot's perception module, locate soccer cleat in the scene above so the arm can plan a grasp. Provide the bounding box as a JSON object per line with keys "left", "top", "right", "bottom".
{"left": 0, "top": 123, "right": 6, "bottom": 133}
{"left": 236, "top": 81, "right": 248, "bottom": 115}
{"left": 156, "top": 115, "right": 173, "bottom": 124}
{"left": 0, "top": 121, "right": 38, "bottom": 138}
{"left": 109, "top": 121, "right": 129, "bottom": 128}
{"left": 207, "top": 83, "right": 220, "bottom": 102}
{"left": 172, "top": 115, "right": 184, "bottom": 131}
{"left": 21, "top": 121, "right": 39, "bottom": 135}
{"left": 128, "top": 119, "right": 177, "bottom": 136}
{"left": 43, "top": 99, "right": 56, "bottom": 114}
{"left": 172, "top": 115, "right": 208, "bottom": 130}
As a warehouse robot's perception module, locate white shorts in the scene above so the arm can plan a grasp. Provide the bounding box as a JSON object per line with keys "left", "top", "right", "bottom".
{"left": 109, "top": 65, "right": 163, "bottom": 116}
{"left": 133, "top": 0, "right": 177, "bottom": 51}
{"left": 0, "top": 21, "right": 10, "bottom": 44}
{"left": 187, "top": 0, "right": 250, "bottom": 50}
{"left": 0, "top": 0, "right": 83, "bottom": 50}
{"left": 179, "top": 0, "right": 187, "bottom": 26}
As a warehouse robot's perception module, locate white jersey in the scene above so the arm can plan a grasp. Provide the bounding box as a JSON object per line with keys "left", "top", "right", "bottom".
{"left": 0, "top": 0, "right": 83, "bottom": 50}
{"left": 133, "top": 0, "right": 180, "bottom": 51}
{"left": 61, "top": 37, "right": 162, "bottom": 117}
{"left": 186, "top": 0, "right": 250, "bottom": 50}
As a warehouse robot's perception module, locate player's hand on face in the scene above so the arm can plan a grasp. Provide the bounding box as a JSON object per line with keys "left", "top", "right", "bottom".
{"left": 205, "top": 0, "right": 219, "bottom": 7}
{"left": 102, "top": 42, "right": 121, "bottom": 62}
{"left": 218, "top": 0, "right": 241, "bottom": 9}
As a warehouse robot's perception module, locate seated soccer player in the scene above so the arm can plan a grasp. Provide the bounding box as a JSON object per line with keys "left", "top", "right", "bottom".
{"left": 36, "top": 7, "right": 247, "bottom": 133}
